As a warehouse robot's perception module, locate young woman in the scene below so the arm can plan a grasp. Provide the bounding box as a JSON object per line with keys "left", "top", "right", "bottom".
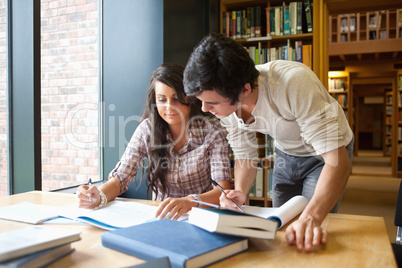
{"left": 76, "top": 63, "right": 232, "bottom": 220}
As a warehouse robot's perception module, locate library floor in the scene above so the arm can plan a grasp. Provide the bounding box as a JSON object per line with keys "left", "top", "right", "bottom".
{"left": 338, "top": 150, "right": 400, "bottom": 243}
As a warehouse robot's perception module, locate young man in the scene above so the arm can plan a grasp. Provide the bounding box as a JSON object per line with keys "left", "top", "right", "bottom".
{"left": 183, "top": 33, "right": 354, "bottom": 252}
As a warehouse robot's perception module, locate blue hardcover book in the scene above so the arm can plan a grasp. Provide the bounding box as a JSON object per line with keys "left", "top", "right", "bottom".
{"left": 304, "top": 0, "right": 313, "bottom": 33}
{"left": 269, "top": 7, "right": 275, "bottom": 35}
{"left": 101, "top": 219, "right": 248, "bottom": 268}
{"left": 283, "top": 5, "right": 290, "bottom": 35}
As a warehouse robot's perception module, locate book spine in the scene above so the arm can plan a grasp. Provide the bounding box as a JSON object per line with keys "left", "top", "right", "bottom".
{"left": 295, "top": 41, "right": 303, "bottom": 62}
{"left": 267, "top": 168, "right": 273, "bottom": 198}
{"left": 248, "top": 46, "right": 256, "bottom": 63}
{"left": 296, "top": 2, "right": 303, "bottom": 34}
{"left": 270, "top": 8, "right": 275, "bottom": 36}
{"left": 226, "top": 12, "right": 230, "bottom": 37}
{"left": 236, "top": 10, "right": 242, "bottom": 39}
{"left": 222, "top": 12, "right": 226, "bottom": 37}
{"left": 232, "top": 11, "right": 236, "bottom": 39}
{"left": 289, "top": 2, "right": 297, "bottom": 35}
{"left": 266, "top": 7, "right": 270, "bottom": 36}
{"left": 282, "top": 45, "right": 288, "bottom": 60}
{"left": 247, "top": 7, "right": 252, "bottom": 37}
{"left": 283, "top": 5, "right": 290, "bottom": 35}
{"left": 304, "top": 0, "right": 313, "bottom": 33}
{"left": 274, "top": 7, "right": 280, "bottom": 36}
{"left": 280, "top": 6, "right": 284, "bottom": 35}
{"left": 250, "top": 7, "right": 255, "bottom": 37}
{"left": 255, "top": 6, "right": 261, "bottom": 37}
{"left": 242, "top": 10, "right": 248, "bottom": 38}
{"left": 101, "top": 233, "right": 187, "bottom": 268}
{"left": 255, "top": 166, "right": 263, "bottom": 197}
{"left": 302, "top": 44, "right": 312, "bottom": 69}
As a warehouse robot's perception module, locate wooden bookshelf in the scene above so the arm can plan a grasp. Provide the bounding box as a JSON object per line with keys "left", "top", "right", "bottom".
{"left": 395, "top": 70, "right": 402, "bottom": 177}
{"left": 384, "top": 89, "right": 393, "bottom": 156}
{"left": 247, "top": 157, "right": 274, "bottom": 207}
{"left": 328, "top": 71, "right": 353, "bottom": 129}
{"left": 220, "top": 0, "right": 327, "bottom": 84}
{"left": 244, "top": 132, "right": 274, "bottom": 207}
{"left": 329, "top": 8, "right": 402, "bottom": 55}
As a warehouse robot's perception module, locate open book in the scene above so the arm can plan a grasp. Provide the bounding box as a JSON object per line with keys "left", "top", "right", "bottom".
{"left": 188, "top": 195, "right": 308, "bottom": 239}
{"left": 0, "top": 200, "right": 185, "bottom": 230}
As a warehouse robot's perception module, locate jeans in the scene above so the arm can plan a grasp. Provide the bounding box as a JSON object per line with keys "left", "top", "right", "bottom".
{"left": 272, "top": 137, "right": 354, "bottom": 213}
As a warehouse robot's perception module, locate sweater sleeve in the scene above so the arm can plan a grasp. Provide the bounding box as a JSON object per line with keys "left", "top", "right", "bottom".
{"left": 205, "top": 119, "right": 232, "bottom": 183}
{"left": 220, "top": 115, "right": 259, "bottom": 160}
{"left": 270, "top": 61, "right": 347, "bottom": 154}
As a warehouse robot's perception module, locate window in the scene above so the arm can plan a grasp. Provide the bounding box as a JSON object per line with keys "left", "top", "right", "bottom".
{"left": 4, "top": 0, "right": 163, "bottom": 196}
{"left": 0, "top": 0, "right": 7, "bottom": 197}
{"left": 41, "top": 0, "right": 100, "bottom": 190}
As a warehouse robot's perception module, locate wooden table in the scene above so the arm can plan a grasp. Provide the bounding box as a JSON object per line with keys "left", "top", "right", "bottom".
{"left": 0, "top": 191, "right": 397, "bottom": 268}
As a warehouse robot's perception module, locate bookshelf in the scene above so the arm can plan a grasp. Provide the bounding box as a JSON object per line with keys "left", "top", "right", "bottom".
{"left": 329, "top": 8, "right": 402, "bottom": 55}
{"left": 328, "top": 71, "right": 353, "bottom": 129}
{"left": 384, "top": 89, "right": 393, "bottom": 156}
{"left": 396, "top": 71, "right": 402, "bottom": 177}
{"left": 247, "top": 133, "right": 274, "bottom": 207}
{"left": 220, "top": 0, "right": 327, "bottom": 82}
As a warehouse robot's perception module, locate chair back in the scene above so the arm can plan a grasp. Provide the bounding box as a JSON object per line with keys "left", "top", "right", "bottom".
{"left": 395, "top": 180, "right": 402, "bottom": 227}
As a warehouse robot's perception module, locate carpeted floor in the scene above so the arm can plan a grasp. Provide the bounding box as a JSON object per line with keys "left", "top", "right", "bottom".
{"left": 338, "top": 150, "right": 401, "bottom": 242}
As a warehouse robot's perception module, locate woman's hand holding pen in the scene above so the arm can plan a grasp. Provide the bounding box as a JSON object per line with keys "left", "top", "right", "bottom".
{"left": 155, "top": 197, "right": 196, "bottom": 221}
{"left": 76, "top": 185, "right": 101, "bottom": 209}
{"left": 219, "top": 190, "right": 246, "bottom": 211}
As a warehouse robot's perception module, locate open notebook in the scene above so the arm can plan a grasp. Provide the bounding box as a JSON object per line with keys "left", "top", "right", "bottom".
{"left": 0, "top": 200, "right": 187, "bottom": 230}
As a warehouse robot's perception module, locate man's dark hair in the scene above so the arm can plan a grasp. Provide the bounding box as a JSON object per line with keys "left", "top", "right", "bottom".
{"left": 184, "top": 33, "right": 260, "bottom": 105}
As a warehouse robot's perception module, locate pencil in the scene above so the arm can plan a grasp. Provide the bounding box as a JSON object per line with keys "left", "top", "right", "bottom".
{"left": 209, "top": 178, "right": 244, "bottom": 212}
{"left": 88, "top": 178, "right": 93, "bottom": 202}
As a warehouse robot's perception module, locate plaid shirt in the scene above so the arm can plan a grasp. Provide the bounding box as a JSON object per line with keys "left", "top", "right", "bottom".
{"left": 109, "top": 117, "right": 231, "bottom": 201}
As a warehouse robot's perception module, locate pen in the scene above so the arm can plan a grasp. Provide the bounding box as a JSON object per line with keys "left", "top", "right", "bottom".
{"left": 209, "top": 178, "right": 244, "bottom": 212}
{"left": 87, "top": 178, "right": 93, "bottom": 202}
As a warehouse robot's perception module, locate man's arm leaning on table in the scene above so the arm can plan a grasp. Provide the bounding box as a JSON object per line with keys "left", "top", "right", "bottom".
{"left": 285, "top": 146, "right": 351, "bottom": 251}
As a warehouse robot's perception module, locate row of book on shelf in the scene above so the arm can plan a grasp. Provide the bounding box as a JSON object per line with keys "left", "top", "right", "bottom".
{"left": 333, "top": 94, "right": 347, "bottom": 107}
{"left": 385, "top": 141, "right": 402, "bottom": 156}
{"left": 386, "top": 106, "right": 393, "bottom": 115}
{"left": 249, "top": 134, "right": 275, "bottom": 198}
{"left": 222, "top": 0, "right": 313, "bottom": 39}
{"left": 250, "top": 164, "right": 273, "bottom": 199}
{"left": 246, "top": 40, "right": 312, "bottom": 69}
{"left": 399, "top": 126, "right": 402, "bottom": 140}
{"left": 328, "top": 78, "right": 347, "bottom": 91}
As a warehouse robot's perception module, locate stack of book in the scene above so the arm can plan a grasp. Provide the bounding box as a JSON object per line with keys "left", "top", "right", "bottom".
{"left": 0, "top": 226, "right": 80, "bottom": 268}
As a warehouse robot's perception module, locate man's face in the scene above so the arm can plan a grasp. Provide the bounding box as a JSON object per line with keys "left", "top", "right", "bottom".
{"left": 196, "top": 90, "right": 238, "bottom": 118}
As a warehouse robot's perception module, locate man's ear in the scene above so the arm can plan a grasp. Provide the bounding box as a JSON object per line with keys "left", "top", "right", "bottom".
{"left": 239, "top": 83, "right": 252, "bottom": 97}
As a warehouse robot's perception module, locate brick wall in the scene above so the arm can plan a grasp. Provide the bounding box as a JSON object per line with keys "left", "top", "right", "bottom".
{"left": 41, "top": 0, "right": 99, "bottom": 191}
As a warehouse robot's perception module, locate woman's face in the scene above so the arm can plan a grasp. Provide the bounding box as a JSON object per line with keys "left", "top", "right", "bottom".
{"left": 155, "top": 81, "right": 190, "bottom": 127}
